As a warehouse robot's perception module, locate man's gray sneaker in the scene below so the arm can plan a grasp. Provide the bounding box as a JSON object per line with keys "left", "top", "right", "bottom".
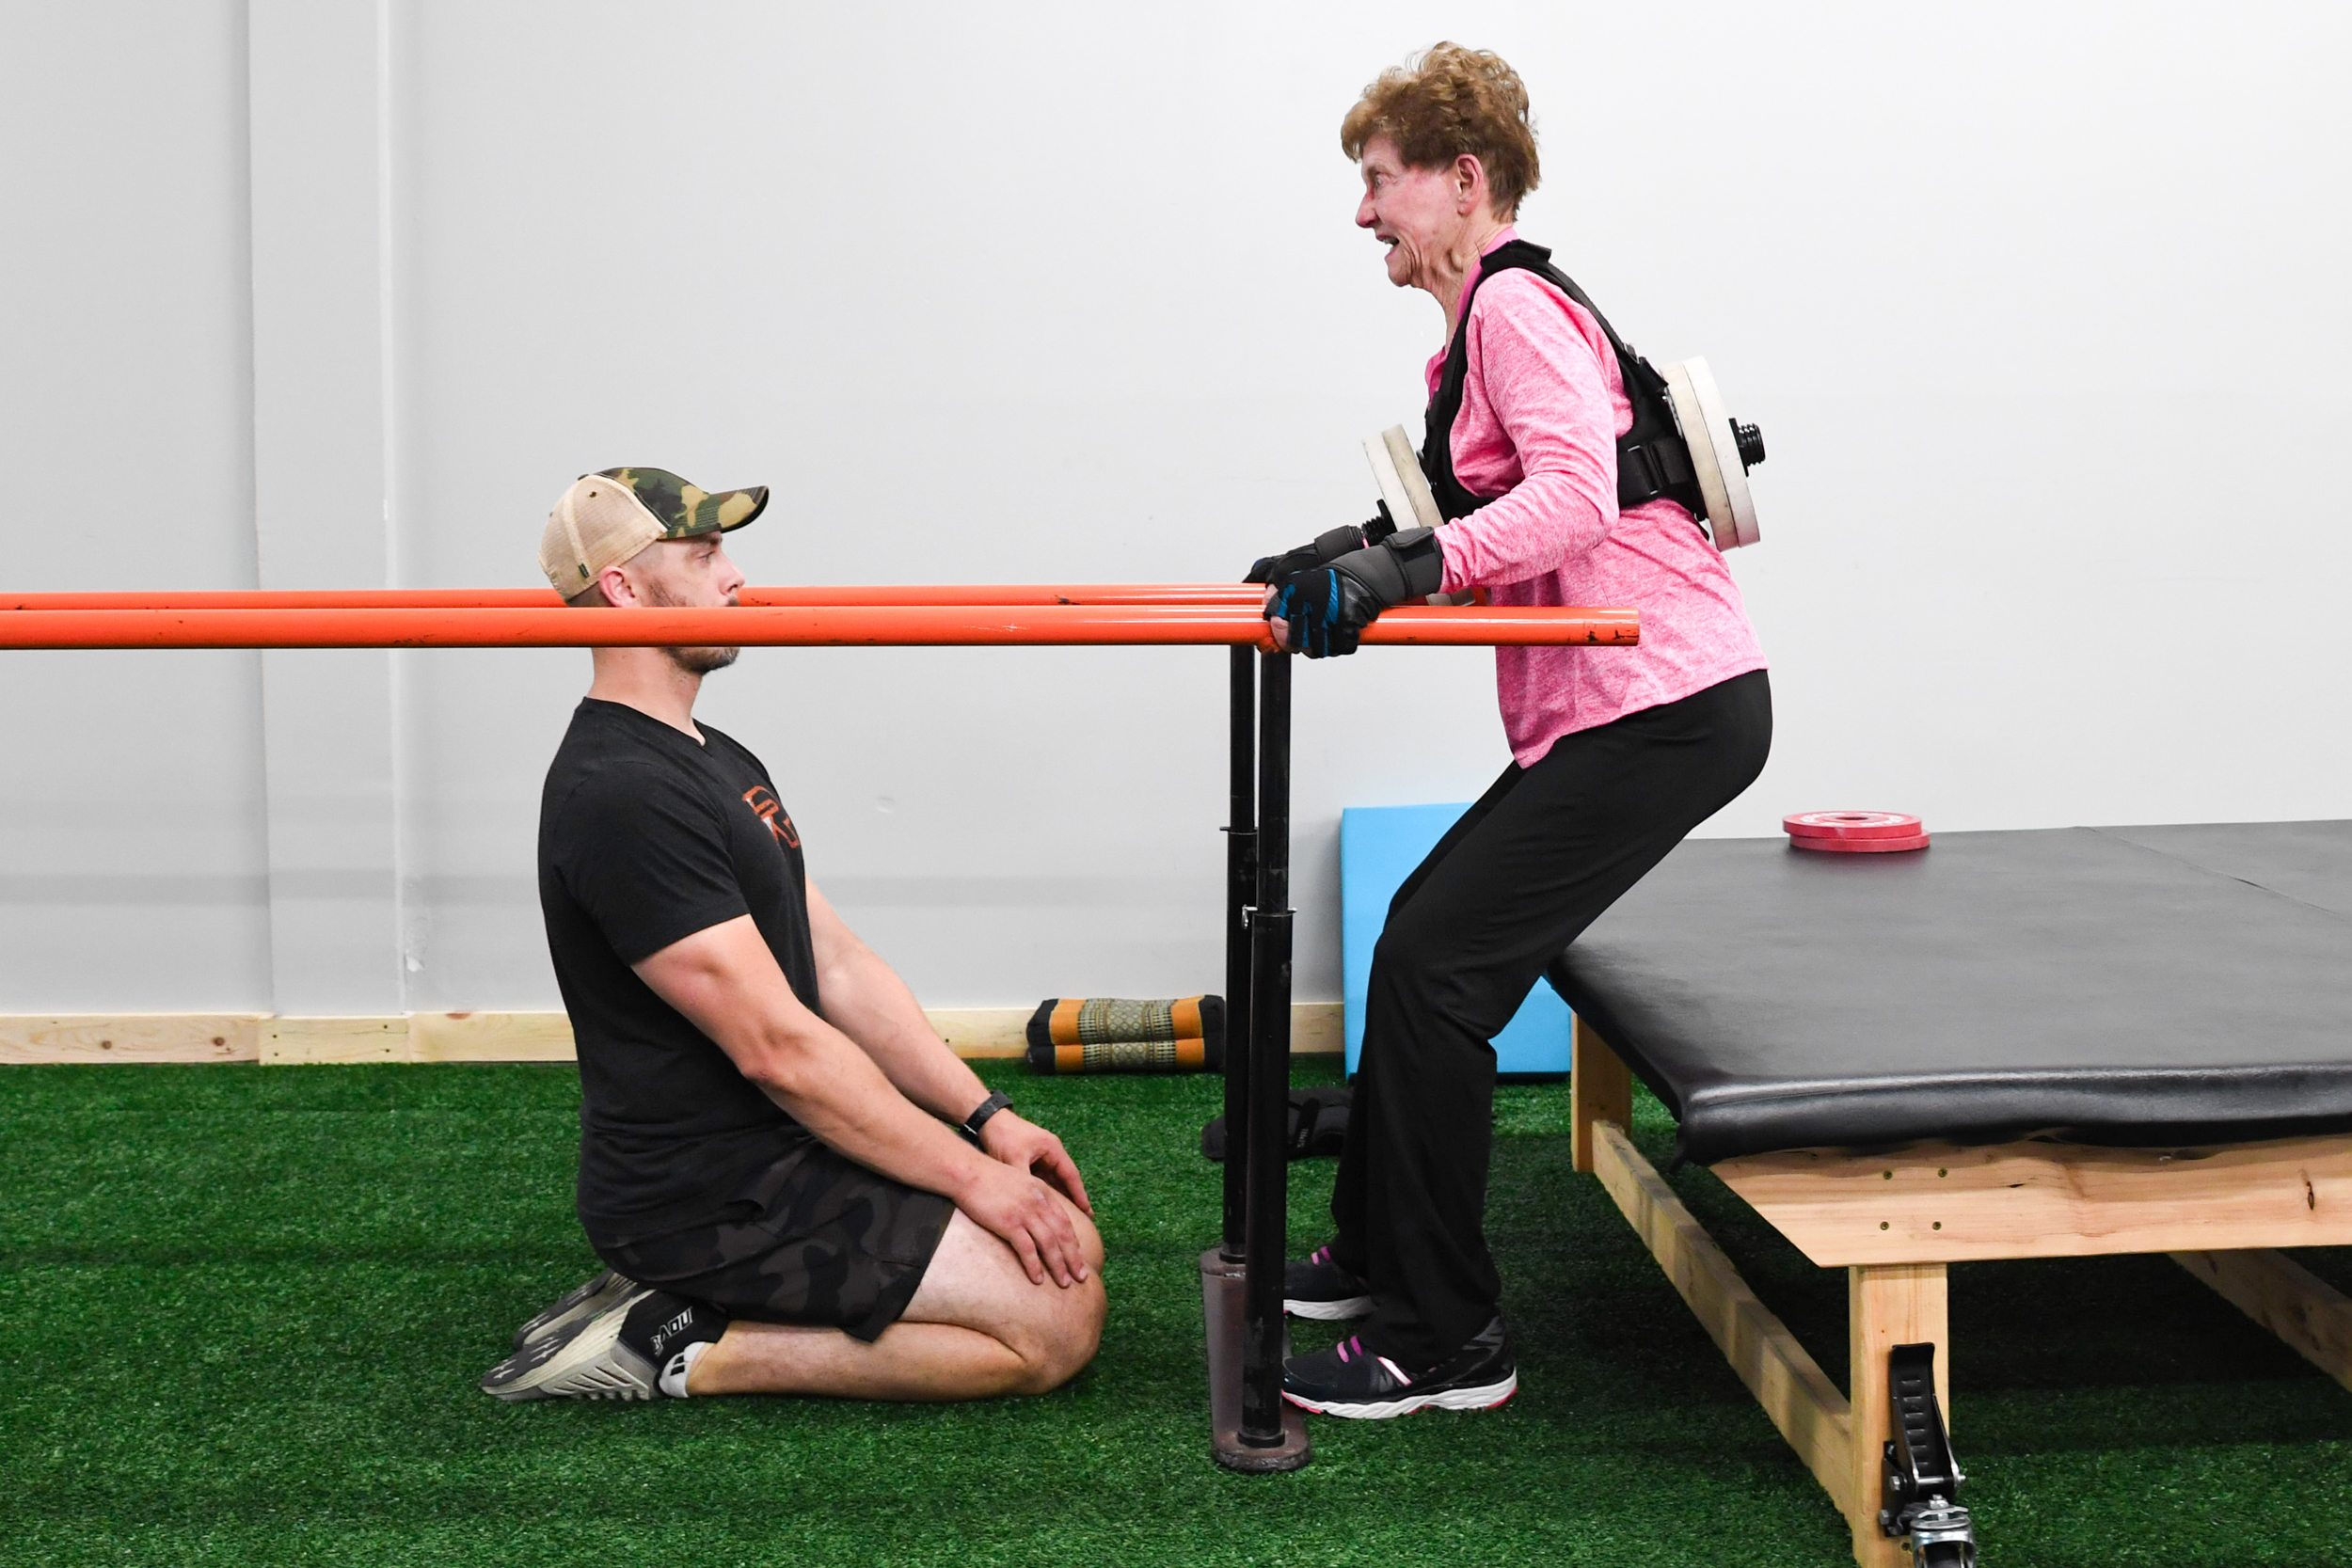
{"left": 482, "top": 1283, "right": 662, "bottom": 1402}
{"left": 481, "top": 1288, "right": 730, "bottom": 1403}
{"left": 513, "top": 1268, "right": 639, "bottom": 1351}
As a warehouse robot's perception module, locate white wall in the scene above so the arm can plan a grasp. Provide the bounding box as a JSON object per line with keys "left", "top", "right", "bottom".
{"left": 0, "top": 1, "right": 273, "bottom": 1011}
{"left": 5, "top": 1, "right": 2348, "bottom": 1014}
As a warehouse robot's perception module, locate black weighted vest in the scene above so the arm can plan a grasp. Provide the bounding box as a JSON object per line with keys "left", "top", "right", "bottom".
{"left": 1420, "top": 240, "right": 1702, "bottom": 526}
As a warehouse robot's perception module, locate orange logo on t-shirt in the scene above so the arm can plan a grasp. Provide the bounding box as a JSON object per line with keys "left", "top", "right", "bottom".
{"left": 741, "top": 786, "right": 800, "bottom": 848}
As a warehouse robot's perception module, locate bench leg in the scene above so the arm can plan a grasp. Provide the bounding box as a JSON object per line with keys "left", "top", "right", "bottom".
{"left": 1847, "top": 1262, "right": 1950, "bottom": 1567}
{"left": 1570, "top": 1015, "right": 1632, "bottom": 1174}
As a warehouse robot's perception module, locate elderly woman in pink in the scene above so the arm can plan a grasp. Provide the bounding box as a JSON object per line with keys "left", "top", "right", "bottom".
{"left": 1253, "top": 44, "right": 1771, "bottom": 1418}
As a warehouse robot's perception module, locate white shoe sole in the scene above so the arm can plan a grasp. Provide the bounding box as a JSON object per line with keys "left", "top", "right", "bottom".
{"left": 483, "top": 1290, "right": 660, "bottom": 1402}
{"left": 1283, "top": 1294, "right": 1373, "bottom": 1321}
{"left": 1282, "top": 1370, "right": 1518, "bottom": 1419}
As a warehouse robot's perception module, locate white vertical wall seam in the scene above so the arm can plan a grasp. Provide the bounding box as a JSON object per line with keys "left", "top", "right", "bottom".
{"left": 247, "top": 0, "right": 407, "bottom": 1017}
{"left": 238, "top": 0, "right": 277, "bottom": 1012}
{"left": 377, "top": 0, "right": 415, "bottom": 1007}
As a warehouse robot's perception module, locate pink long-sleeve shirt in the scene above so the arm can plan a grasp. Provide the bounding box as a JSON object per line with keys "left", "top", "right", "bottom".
{"left": 1431, "top": 229, "right": 1766, "bottom": 767}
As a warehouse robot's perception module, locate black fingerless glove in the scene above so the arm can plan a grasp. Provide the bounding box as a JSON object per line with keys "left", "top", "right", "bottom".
{"left": 1241, "top": 506, "right": 1400, "bottom": 584}
{"left": 1266, "top": 527, "right": 1445, "bottom": 657}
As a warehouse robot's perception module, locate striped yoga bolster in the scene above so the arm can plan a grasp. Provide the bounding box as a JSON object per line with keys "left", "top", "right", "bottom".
{"left": 1042, "top": 995, "right": 1219, "bottom": 1047}
{"left": 1022, "top": 995, "right": 1227, "bottom": 1073}
{"left": 1053, "top": 1037, "right": 1210, "bottom": 1073}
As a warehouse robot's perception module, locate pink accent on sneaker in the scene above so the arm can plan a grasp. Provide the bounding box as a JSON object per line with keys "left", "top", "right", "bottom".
{"left": 1376, "top": 1356, "right": 1413, "bottom": 1385}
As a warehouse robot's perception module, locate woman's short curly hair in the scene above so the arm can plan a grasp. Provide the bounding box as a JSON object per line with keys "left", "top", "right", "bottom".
{"left": 1341, "top": 43, "right": 1539, "bottom": 217}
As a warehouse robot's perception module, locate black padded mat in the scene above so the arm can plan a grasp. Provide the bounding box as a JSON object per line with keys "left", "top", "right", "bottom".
{"left": 1544, "top": 823, "right": 2352, "bottom": 1164}
{"left": 2105, "top": 819, "right": 2352, "bottom": 918}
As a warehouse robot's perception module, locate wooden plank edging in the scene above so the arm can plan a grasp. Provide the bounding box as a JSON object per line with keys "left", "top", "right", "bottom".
{"left": 0, "top": 1004, "right": 1344, "bottom": 1065}
{"left": 0, "top": 1015, "right": 266, "bottom": 1064}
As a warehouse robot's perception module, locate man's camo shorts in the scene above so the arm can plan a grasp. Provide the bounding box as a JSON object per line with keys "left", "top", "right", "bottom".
{"left": 600, "top": 1142, "right": 955, "bottom": 1342}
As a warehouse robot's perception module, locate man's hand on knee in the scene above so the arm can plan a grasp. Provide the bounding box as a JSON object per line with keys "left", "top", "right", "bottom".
{"left": 961, "top": 1161, "right": 1092, "bottom": 1289}
{"left": 979, "top": 1113, "right": 1091, "bottom": 1217}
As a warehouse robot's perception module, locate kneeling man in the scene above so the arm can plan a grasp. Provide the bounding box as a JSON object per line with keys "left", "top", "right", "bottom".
{"left": 485, "top": 467, "right": 1104, "bottom": 1403}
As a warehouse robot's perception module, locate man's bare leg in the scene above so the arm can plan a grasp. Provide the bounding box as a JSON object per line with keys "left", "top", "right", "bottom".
{"left": 687, "top": 1195, "right": 1105, "bottom": 1401}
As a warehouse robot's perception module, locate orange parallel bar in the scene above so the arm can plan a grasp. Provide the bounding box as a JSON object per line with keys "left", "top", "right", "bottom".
{"left": 0, "top": 584, "right": 1266, "bottom": 611}
{"left": 0, "top": 604, "right": 1637, "bottom": 651}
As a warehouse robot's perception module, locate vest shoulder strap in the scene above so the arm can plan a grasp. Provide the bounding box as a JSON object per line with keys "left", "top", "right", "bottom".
{"left": 1419, "top": 240, "right": 1701, "bottom": 524}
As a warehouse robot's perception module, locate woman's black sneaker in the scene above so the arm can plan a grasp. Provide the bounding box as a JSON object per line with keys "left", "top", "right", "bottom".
{"left": 1283, "top": 1244, "right": 1372, "bottom": 1320}
{"left": 1280, "top": 1315, "right": 1517, "bottom": 1418}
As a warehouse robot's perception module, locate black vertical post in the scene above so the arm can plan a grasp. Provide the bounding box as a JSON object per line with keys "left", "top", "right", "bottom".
{"left": 1220, "top": 646, "right": 1257, "bottom": 1259}
{"left": 1239, "top": 649, "right": 1293, "bottom": 1446}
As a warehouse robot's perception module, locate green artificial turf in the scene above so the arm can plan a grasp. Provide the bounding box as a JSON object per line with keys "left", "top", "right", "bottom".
{"left": 4, "top": 1061, "right": 2350, "bottom": 1567}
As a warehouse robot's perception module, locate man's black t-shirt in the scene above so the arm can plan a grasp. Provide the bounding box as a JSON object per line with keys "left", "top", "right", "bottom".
{"left": 539, "top": 698, "right": 818, "bottom": 1244}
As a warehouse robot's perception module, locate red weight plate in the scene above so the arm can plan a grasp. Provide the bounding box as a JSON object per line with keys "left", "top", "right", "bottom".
{"left": 1784, "top": 811, "right": 1925, "bottom": 841}
{"left": 1789, "top": 832, "right": 1931, "bottom": 854}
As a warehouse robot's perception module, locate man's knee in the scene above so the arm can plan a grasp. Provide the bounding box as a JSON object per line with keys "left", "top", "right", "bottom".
{"left": 1007, "top": 1203, "right": 1106, "bottom": 1396}
{"left": 1021, "top": 1203, "right": 1110, "bottom": 1401}
{"left": 1068, "top": 1196, "right": 1106, "bottom": 1275}
{"left": 1010, "top": 1273, "right": 1104, "bottom": 1395}
{"left": 919, "top": 1198, "right": 1106, "bottom": 1397}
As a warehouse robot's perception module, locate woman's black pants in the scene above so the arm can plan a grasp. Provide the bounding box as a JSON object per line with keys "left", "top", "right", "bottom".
{"left": 1329, "top": 669, "right": 1772, "bottom": 1367}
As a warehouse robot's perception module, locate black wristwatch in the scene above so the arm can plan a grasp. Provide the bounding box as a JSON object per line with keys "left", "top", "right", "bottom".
{"left": 961, "top": 1090, "right": 1014, "bottom": 1144}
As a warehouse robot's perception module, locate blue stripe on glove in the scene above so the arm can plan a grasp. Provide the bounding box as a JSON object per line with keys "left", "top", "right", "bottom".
{"left": 1268, "top": 566, "right": 1381, "bottom": 658}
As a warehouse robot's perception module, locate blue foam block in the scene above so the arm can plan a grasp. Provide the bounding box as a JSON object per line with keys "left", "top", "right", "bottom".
{"left": 1340, "top": 802, "right": 1572, "bottom": 1078}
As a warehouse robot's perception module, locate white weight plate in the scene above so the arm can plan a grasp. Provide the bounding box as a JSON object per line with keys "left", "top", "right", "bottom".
{"left": 1679, "top": 356, "right": 1759, "bottom": 549}
{"left": 1380, "top": 425, "right": 1446, "bottom": 532}
{"left": 1362, "top": 426, "right": 1465, "bottom": 603}
{"left": 1362, "top": 429, "right": 1422, "bottom": 541}
{"left": 1661, "top": 360, "right": 1733, "bottom": 551}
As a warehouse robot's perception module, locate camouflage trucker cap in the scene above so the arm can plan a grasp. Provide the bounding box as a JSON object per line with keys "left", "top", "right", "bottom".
{"left": 537, "top": 467, "right": 769, "bottom": 595}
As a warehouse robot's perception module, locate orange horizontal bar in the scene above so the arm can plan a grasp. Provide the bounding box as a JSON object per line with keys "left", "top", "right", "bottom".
{"left": 0, "top": 604, "right": 1636, "bottom": 652}
{"left": 0, "top": 583, "right": 1266, "bottom": 611}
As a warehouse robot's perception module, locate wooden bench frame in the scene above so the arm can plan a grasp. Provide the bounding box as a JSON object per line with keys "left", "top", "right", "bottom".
{"left": 1570, "top": 1019, "right": 2352, "bottom": 1568}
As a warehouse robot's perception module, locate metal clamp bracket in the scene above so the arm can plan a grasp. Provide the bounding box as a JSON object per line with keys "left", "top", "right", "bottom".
{"left": 1878, "top": 1342, "right": 1979, "bottom": 1567}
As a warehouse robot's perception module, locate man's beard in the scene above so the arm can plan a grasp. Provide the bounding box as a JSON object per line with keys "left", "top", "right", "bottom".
{"left": 643, "top": 579, "right": 740, "bottom": 675}
{"left": 668, "top": 643, "right": 739, "bottom": 674}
